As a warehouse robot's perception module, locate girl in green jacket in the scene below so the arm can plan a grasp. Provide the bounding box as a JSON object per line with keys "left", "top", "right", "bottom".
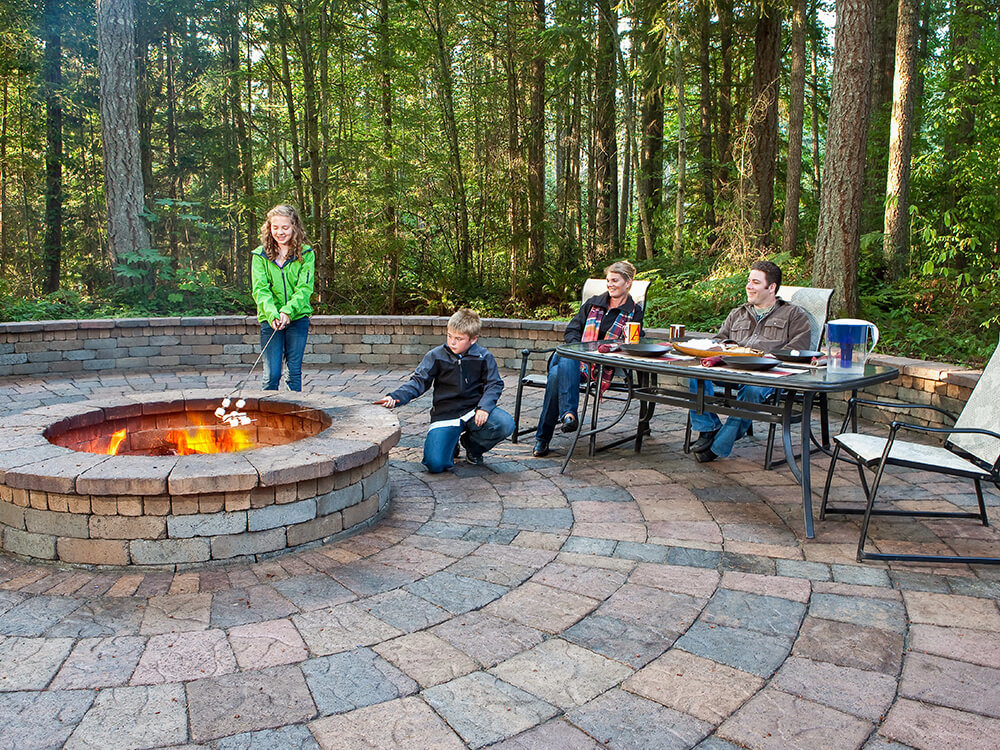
{"left": 251, "top": 204, "right": 315, "bottom": 391}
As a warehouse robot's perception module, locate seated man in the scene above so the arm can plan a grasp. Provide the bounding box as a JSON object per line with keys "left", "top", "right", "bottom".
{"left": 690, "top": 260, "right": 812, "bottom": 463}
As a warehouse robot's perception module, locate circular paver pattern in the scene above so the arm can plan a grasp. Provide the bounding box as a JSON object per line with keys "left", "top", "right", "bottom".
{"left": 1, "top": 366, "right": 999, "bottom": 749}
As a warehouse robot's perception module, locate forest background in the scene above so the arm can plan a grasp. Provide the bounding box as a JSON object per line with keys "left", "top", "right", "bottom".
{"left": 0, "top": 0, "right": 997, "bottom": 365}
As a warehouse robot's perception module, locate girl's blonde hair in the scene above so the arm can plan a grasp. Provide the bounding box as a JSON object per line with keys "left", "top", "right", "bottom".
{"left": 260, "top": 204, "right": 308, "bottom": 262}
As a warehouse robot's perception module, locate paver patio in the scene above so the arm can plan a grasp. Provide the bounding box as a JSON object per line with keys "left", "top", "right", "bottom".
{"left": 1, "top": 365, "right": 999, "bottom": 749}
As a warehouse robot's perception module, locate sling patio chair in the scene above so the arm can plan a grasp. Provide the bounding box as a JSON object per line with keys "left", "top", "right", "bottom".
{"left": 682, "top": 284, "right": 834, "bottom": 468}
{"left": 510, "top": 278, "right": 651, "bottom": 443}
{"left": 819, "top": 342, "right": 1000, "bottom": 564}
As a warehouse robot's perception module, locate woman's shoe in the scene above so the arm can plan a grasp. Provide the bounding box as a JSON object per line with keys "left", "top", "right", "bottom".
{"left": 560, "top": 413, "right": 579, "bottom": 433}
{"left": 532, "top": 440, "right": 550, "bottom": 457}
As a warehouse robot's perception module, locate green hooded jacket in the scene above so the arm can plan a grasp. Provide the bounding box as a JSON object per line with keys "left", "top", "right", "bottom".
{"left": 250, "top": 246, "right": 315, "bottom": 324}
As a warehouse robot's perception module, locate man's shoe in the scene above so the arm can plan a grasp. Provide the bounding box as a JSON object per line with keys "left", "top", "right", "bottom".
{"left": 560, "top": 413, "right": 579, "bottom": 433}
{"left": 532, "top": 440, "right": 550, "bottom": 457}
{"left": 690, "top": 430, "right": 718, "bottom": 453}
{"left": 466, "top": 453, "right": 485, "bottom": 466}
{"left": 694, "top": 448, "right": 718, "bottom": 463}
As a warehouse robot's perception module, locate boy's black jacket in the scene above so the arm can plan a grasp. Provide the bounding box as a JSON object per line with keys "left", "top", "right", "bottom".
{"left": 388, "top": 342, "right": 504, "bottom": 421}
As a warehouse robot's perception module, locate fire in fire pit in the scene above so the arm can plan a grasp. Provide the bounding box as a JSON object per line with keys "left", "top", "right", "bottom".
{"left": 46, "top": 399, "right": 324, "bottom": 456}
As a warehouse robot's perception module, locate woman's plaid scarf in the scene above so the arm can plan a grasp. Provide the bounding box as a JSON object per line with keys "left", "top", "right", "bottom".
{"left": 579, "top": 303, "right": 637, "bottom": 392}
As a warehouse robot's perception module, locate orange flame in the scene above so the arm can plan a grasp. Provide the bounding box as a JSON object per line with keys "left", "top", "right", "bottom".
{"left": 168, "top": 424, "right": 255, "bottom": 455}
{"left": 107, "top": 428, "right": 127, "bottom": 455}
{"left": 100, "top": 416, "right": 255, "bottom": 456}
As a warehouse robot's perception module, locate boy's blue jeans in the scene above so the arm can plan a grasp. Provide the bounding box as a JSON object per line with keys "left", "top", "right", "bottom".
{"left": 261, "top": 317, "right": 309, "bottom": 391}
{"left": 423, "top": 408, "right": 515, "bottom": 473}
{"left": 688, "top": 379, "right": 775, "bottom": 457}
{"left": 535, "top": 352, "right": 582, "bottom": 442}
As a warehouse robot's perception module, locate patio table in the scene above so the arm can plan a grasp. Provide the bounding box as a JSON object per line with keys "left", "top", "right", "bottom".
{"left": 555, "top": 340, "right": 900, "bottom": 538}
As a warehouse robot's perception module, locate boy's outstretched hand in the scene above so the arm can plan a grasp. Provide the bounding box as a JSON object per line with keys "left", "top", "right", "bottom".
{"left": 474, "top": 408, "right": 488, "bottom": 427}
{"left": 374, "top": 396, "right": 398, "bottom": 409}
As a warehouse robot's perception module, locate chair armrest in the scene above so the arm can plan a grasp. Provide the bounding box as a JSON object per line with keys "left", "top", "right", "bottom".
{"left": 848, "top": 397, "right": 959, "bottom": 423}
{"left": 520, "top": 346, "right": 559, "bottom": 356}
{"left": 891, "top": 422, "right": 1000, "bottom": 442}
{"left": 518, "top": 346, "right": 559, "bottom": 382}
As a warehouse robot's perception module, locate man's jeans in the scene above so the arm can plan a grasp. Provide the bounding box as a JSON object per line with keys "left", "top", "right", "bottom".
{"left": 535, "top": 352, "right": 582, "bottom": 442}
{"left": 688, "top": 379, "right": 775, "bottom": 457}
{"left": 261, "top": 317, "right": 309, "bottom": 391}
{"left": 423, "top": 408, "right": 516, "bottom": 473}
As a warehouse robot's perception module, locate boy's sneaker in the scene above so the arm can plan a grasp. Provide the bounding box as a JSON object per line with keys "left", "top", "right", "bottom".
{"left": 460, "top": 432, "right": 485, "bottom": 465}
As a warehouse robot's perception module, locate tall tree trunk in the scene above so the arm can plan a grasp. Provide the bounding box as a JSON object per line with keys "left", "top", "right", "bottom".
{"left": 810, "top": 2, "right": 822, "bottom": 191}
{"left": 527, "top": 0, "right": 545, "bottom": 277}
{"left": 97, "top": 0, "right": 152, "bottom": 270}
{"left": 504, "top": 0, "right": 523, "bottom": 297}
{"left": 594, "top": 0, "right": 618, "bottom": 262}
{"left": 278, "top": 6, "right": 305, "bottom": 212}
{"left": 750, "top": 1, "right": 781, "bottom": 249}
{"left": 697, "top": 0, "right": 716, "bottom": 248}
{"left": 227, "top": 0, "right": 254, "bottom": 286}
{"left": 717, "top": 0, "right": 734, "bottom": 185}
{"left": 165, "top": 31, "right": 180, "bottom": 266}
{"left": 782, "top": 0, "right": 807, "bottom": 257}
{"left": 0, "top": 81, "right": 8, "bottom": 275}
{"left": 813, "top": 0, "right": 877, "bottom": 316}
{"left": 673, "top": 6, "right": 686, "bottom": 260}
{"left": 862, "top": 0, "right": 896, "bottom": 235}
{"left": 883, "top": 0, "right": 920, "bottom": 278}
{"left": 635, "top": 0, "right": 662, "bottom": 260}
{"left": 379, "top": 0, "right": 398, "bottom": 310}
{"left": 296, "top": 0, "right": 321, "bottom": 239}
{"left": 42, "top": 0, "right": 63, "bottom": 293}
{"left": 426, "top": 0, "right": 472, "bottom": 277}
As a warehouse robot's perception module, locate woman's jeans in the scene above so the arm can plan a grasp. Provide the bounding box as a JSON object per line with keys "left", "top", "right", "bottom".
{"left": 422, "top": 408, "right": 516, "bottom": 473}
{"left": 688, "top": 379, "right": 774, "bottom": 457}
{"left": 261, "top": 317, "right": 309, "bottom": 391}
{"left": 534, "top": 353, "right": 582, "bottom": 442}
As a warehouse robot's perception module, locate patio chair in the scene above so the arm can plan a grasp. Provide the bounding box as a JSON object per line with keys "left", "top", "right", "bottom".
{"left": 819, "top": 342, "right": 1000, "bottom": 564}
{"left": 510, "top": 278, "right": 651, "bottom": 443}
{"left": 682, "top": 284, "right": 834, "bottom": 466}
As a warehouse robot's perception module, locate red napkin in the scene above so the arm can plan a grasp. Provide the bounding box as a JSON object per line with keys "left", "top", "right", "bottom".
{"left": 597, "top": 343, "right": 620, "bottom": 353}
{"left": 701, "top": 355, "right": 724, "bottom": 367}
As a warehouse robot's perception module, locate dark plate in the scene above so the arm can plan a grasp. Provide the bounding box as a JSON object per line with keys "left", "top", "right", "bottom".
{"left": 719, "top": 356, "right": 780, "bottom": 371}
{"left": 771, "top": 349, "right": 824, "bottom": 363}
{"left": 619, "top": 343, "right": 671, "bottom": 357}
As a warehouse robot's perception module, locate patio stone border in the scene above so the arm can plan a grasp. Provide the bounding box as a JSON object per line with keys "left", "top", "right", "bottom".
{"left": 0, "top": 390, "right": 399, "bottom": 568}
{"left": 0, "top": 315, "right": 985, "bottom": 428}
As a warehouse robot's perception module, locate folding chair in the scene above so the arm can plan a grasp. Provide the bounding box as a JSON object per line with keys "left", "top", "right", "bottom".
{"left": 820, "top": 343, "right": 1000, "bottom": 564}
{"left": 510, "top": 279, "right": 650, "bottom": 443}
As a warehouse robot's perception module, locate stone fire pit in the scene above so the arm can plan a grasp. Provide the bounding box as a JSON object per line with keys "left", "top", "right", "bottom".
{"left": 0, "top": 390, "right": 399, "bottom": 568}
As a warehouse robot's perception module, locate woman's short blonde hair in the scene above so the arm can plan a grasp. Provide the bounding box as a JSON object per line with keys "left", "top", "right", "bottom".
{"left": 448, "top": 308, "right": 481, "bottom": 338}
{"left": 604, "top": 260, "right": 636, "bottom": 283}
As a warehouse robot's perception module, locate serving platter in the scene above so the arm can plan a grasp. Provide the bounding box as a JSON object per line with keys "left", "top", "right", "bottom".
{"left": 672, "top": 341, "right": 764, "bottom": 359}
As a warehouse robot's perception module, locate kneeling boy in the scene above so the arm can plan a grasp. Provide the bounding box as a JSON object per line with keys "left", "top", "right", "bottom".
{"left": 375, "top": 308, "right": 514, "bottom": 472}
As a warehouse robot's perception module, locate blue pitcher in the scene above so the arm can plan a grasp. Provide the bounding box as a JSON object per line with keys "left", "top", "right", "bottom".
{"left": 825, "top": 319, "right": 879, "bottom": 374}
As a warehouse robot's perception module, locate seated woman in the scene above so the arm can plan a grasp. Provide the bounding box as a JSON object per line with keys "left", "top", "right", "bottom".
{"left": 532, "top": 261, "right": 644, "bottom": 457}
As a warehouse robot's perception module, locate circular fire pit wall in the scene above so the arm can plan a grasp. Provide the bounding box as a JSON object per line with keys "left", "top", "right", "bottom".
{"left": 0, "top": 392, "right": 400, "bottom": 568}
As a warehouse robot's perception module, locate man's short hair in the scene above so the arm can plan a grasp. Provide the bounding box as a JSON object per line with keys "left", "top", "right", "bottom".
{"left": 750, "top": 260, "right": 782, "bottom": 292}
{"left": 448, "top": 308, "right": 481, "bottom": 338}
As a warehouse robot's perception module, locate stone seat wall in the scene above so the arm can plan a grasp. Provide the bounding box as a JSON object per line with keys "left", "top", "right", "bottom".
{"left": 0, "top": 315, "right": 988, "bottom": 430}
